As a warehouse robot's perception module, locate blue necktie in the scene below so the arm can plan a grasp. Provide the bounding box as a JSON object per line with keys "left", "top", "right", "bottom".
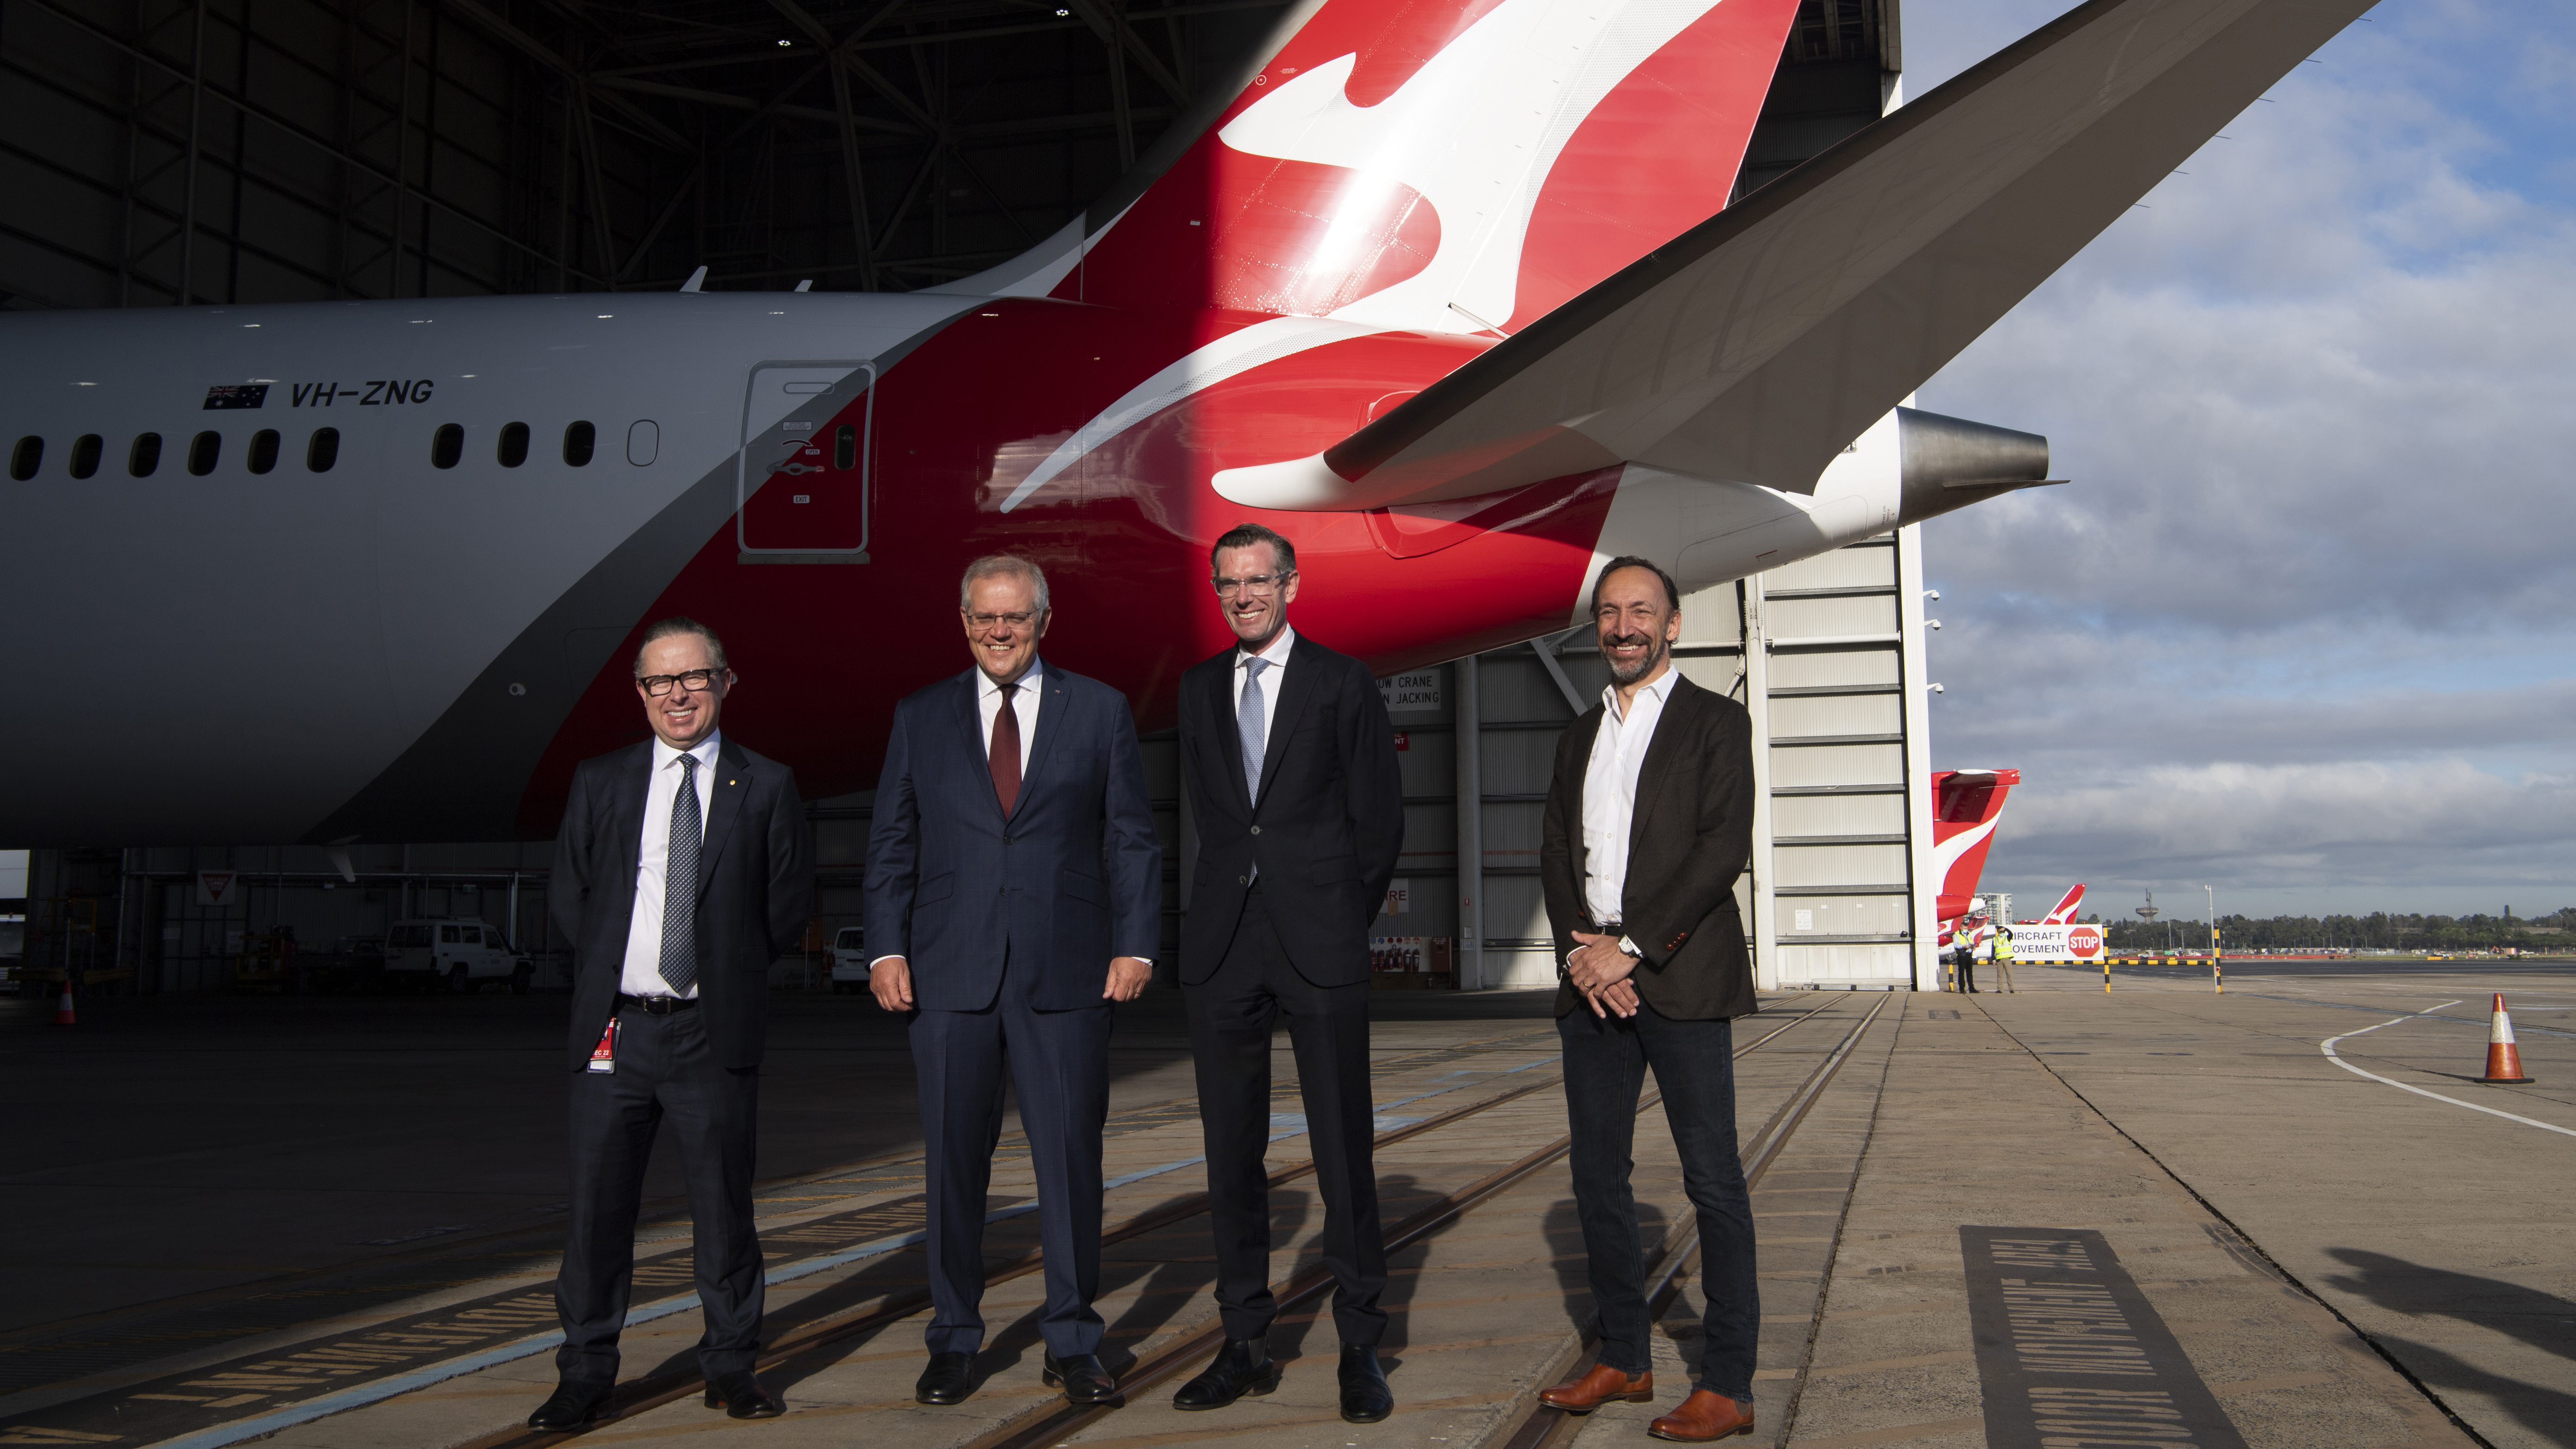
{"left": 658, "top": 754, "right": 700, "bottom": 993}
{"left": 1239, "top": 657, "right": 1270, "bottom": 804}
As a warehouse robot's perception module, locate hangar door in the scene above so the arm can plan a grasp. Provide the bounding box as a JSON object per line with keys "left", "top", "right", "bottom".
{"left": 737, "top": 362, "right": 874, "bottom": 559}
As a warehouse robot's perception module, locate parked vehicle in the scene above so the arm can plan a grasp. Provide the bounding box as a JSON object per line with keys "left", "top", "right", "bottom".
{"left": 384, "top": 918, "right": 531, "bottom": 995}
{"left": 302, "top": 935, "right": 387, "bottom": 994}
{"left": 830, "top": 926, "right": 870, "bottom": 995}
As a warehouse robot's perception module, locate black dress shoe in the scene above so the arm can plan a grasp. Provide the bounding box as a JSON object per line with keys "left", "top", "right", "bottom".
{"left": 916, "top": 1351, "right": 975, "bottom": 1405}
{"left": 1338, "top": 1343, "right": 1393, "bottom": 1424}
{"left": 702, "top": 1368, "right": 783, "bottom": 1419}
{"left": 1041, "top": 1350, "right": 1120, "bottom": 1404}
{"left": 1173, "top": 1336, "right": 1281, "bottom": 1411}
{"left": 526, "top": 1377, "right": 614, "bottom": 1430}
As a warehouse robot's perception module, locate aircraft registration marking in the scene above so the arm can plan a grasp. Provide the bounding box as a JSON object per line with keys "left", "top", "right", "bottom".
{"left": 288, "top": 379, "right": 437, "bottom": 407}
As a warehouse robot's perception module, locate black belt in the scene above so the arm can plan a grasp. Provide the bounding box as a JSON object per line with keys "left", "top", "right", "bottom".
{"left": 616, "top": 993, "right": 697, "bottom": 1015}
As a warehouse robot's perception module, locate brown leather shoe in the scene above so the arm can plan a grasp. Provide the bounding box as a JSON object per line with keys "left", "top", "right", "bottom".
{"left": 1538, "top": 1362, "right": 1653, "bottom": 1412}
{"left": 1649, "top": 1390, "right": 1755, "bottom": 1442}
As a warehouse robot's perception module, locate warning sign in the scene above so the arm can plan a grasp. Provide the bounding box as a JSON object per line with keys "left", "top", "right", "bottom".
{"left": 195, "top": 871, "right": 239, "bottom": 906}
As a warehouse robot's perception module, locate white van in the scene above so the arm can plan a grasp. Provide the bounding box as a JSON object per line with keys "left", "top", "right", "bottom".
{"left": 829, "top": 926, "right": 870, "bottom": 995}
{"left": 385, "top": 918, "right": 530, "bottom": 994}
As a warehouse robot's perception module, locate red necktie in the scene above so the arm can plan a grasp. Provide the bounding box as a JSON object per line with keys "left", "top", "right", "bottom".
{"left": 990, "top": 681, "right": 1022, "bottom": 817}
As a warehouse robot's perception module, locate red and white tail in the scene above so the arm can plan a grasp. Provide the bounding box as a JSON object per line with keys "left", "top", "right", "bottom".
{"left": 1932, "top": 769, "right": 2021, "bottom": 923}
{"left": 964, "top": 0, "right": 1801, "bottom": 328}
{"left": 2041, "top": 884, "right": 2087, "bottom": 925}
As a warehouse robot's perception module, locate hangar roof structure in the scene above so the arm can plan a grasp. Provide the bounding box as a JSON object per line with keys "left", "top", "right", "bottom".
{"left": 0, "top": 0, "right": 1896, "bottom": 310}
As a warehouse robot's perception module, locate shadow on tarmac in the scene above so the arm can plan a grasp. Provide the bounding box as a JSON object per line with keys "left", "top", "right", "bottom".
{"left": 2325, "top": 1246, "right": 2576, "bottom": 1448}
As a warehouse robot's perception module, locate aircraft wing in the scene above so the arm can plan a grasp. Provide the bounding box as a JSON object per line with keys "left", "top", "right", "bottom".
{"left": 1213, "top": 0, "right": 2373, "bottom": 511}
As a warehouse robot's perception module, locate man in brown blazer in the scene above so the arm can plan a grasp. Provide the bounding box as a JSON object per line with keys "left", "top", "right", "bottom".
{"left": 1533, "top": 556, "right": 1759, "bottom": 1443}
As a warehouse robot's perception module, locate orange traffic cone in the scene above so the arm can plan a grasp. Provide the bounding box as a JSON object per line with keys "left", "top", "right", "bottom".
{"left": 53, "top": 978, "right": 75, "bottom": 1027}
{"left": 2482, "top": 993, "right": 2533, "bottom": 1084}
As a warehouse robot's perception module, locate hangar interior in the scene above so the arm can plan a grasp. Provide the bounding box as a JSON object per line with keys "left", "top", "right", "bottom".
{"left": 2, "top": 0, "right": 1924, "bottom": 994}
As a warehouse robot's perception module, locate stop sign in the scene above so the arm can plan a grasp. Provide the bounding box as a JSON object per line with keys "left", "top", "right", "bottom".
{"left": 2068, "top": 924, "right": 2104, "bottom": 959}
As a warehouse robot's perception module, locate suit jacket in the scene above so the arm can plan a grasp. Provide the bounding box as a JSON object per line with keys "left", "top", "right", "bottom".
{"left": 1539, "top": 673, "right": 1756, "bottom": 1021}
{"left": 551, "top": 736, "right": 815, "bottom": 1071}
{"left": 862, "top": 662, "right": 1162, "bottom": 1013}
{"left": 1178, "top": 632, "right": 1404, "bottom": 987}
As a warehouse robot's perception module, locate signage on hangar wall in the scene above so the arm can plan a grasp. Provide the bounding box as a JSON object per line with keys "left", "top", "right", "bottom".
{"left": 1377, "top": 672, "right": 1442, "bottom": 712}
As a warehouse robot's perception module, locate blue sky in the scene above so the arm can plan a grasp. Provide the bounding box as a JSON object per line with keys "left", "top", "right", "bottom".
{"left": 1903, "top": 1, "right": 2576, "bottom": 919}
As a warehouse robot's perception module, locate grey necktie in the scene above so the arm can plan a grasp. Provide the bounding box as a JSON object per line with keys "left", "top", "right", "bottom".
{"left": 658, "top": 753, "right": 700, "bottom": 994}
{"left": 1239, "top": 657, "right": 1270, "bottom": 803}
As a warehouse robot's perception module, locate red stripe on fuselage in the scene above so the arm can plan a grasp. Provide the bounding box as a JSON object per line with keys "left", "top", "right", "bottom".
{"left": 516, "top": 299, "right": 1612, "bottom": 830}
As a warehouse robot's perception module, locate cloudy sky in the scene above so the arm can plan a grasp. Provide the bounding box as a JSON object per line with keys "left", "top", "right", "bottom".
{"left": 1901, "top": 0, "right": 2576, "bottom": 920}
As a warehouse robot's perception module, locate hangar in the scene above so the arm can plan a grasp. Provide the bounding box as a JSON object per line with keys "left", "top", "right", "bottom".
{"left": 1, "top": 0, "right": 1938, "bottom": 996}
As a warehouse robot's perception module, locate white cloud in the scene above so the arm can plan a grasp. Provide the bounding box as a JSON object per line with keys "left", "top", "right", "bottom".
{"left": 1906, "top": 1, "right": 2576, "bottom": 912}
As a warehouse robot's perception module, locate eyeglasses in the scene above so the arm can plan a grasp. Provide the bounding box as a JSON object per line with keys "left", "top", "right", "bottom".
{"left": 1213, "top": 572, "right": 1292, "bottom": 597}
{"left": 637, "top": 669, "right": 722, "bottom": 696}
{"left": 966, "top": 610, "right": 1040, "bottom": 630}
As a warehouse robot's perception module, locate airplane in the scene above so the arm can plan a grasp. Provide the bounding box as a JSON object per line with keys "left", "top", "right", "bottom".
{"left": 1, "top": 0, "right": 2376, "bottom": 846}
{"left": 2034, "top": 883, "right": 2088, "bottom": 926}
{"left": 1931, "top": 768, "right": 2020, "bottom": 932}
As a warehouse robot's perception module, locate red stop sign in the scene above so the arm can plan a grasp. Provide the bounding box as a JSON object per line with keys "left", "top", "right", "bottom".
{"left": 2068, "top": 924, "right": 2104, "bottom": 959}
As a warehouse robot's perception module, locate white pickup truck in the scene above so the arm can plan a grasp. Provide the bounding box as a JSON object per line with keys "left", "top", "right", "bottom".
{"left": 384, "top": 917, "right": 531, "bottom": 995}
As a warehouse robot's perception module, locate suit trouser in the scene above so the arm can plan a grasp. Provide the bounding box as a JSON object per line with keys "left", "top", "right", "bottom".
{"left": 556, "top": 1006, "right": 764, "bottom": 1384}
{"left": 1184, "top": 884, "right": 1387, "bottom": 1345}
{"left": 1556, "top": 1002, "right": 1757, "bottom": 1400}
{"left": 911, "top": 958, "right": 1114, "bottom": 1357}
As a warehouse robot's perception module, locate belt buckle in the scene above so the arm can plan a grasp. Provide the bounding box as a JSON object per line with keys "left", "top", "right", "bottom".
{"left": 640, "top": 995, "right": 677, "bottom": 1016}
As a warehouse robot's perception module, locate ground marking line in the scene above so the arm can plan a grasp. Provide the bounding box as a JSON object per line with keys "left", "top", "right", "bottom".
{"left": 2184, "top": 986, "right": 2576, "bottom": 1039}
{"left": 133, "top": 1061, "right": 1564, "bottom": 1449}
{"left": 2320, "top": 1002, "right": 2576, "bottom": 1139}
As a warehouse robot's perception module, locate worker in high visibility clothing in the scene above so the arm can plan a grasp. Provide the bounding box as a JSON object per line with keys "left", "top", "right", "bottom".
{"left": 1992, "top": 927, "right": 2017, "bottom": 993}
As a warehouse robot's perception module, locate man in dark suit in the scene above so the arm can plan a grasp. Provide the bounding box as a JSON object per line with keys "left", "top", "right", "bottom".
{"left": 864, "top": 555, "right": 1162, "bottom": 1408}
{"left": 1532, "top": 557, "right": 1760, "bottom": 1443}
{"left": 532, "top": 616, "right": 814, "bottom": 1430}
{"left": 1169, "top": 523, "right": 1403, "bottom": 1424}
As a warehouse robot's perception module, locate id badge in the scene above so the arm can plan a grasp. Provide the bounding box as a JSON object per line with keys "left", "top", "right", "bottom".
{"left": 587, "top": 1016, "right": 619, "bottom": 1073}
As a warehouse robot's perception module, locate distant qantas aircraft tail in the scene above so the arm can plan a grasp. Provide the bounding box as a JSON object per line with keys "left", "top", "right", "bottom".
{"left": 1931, "top": 769, "right": 2021, "bottom": 923}
{"left": 2041, "top": 883, "right": 2087, "bottom": 925}
{"left": 947, "top": 0, "right": 1801, "bottom": 330}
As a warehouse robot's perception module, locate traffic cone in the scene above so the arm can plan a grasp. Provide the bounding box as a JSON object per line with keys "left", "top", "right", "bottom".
{"left": 2482, "top": 993, "right": 2533, "bottom": 1084}
{"left": 53, "top": 978, "right": 75, "bottom": 1027}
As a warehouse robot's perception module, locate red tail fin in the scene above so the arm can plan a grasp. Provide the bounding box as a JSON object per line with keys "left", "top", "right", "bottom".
{"left": 973, "top": 0, "right": 1799, "bottom": 327}
{"left": 1932, "top": 769, "right": 2020, "bottom": 922}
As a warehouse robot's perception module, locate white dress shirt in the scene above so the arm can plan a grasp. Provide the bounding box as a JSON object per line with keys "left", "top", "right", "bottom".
{"left": 1233, "top": 624, "right": 1295, "bottom": 750}
{"left": 978, "top": 659, "right": 1043, "bottom": 776}
{"left": 1581, "top": 669, "right": 1678, "bottom": 943}
{"left": 620, "top": 731, "right": 721, "bottom": 999}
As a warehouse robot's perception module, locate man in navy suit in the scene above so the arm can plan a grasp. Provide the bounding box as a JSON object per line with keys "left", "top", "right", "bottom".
{"left": 1169, "top": 523, "right": 1404, "bottom": 1424}
{"left": 864, "top": 556, "right": 1162, "bottom": 1408}
{"left": 533, "top": 617, "right": 813, "bottom": 1430}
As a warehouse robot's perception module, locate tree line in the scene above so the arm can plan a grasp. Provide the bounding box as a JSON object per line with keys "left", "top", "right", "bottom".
{"left": 2083, "top": 909, "right": 2576, "bottom": 952}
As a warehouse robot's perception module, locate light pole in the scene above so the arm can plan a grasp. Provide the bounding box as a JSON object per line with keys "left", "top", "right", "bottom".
{"left": 2205, "top": 884, "right": 2220, "bottom": 993}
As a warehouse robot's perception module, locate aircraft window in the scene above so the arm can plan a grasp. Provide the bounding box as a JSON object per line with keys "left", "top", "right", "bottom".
{"left": 247, "top": 429, "right": 279, "bottom": 475}
{"left": 68, "top": 434, "right": 101, "bottom": 479}
{"left": 431, "top": 423, "right": 464, "bottom": 470}
{"left": 9, "top": 436, "right": 37, "bottom": 481}
{"left": 497, "top": 421, "right": 529, "bottom": 468}
{"left": 188, "top": 431, "right": 221, "bottom": 476}
{"left": 835, "top": 423, "right": 856, "bottom": 471}
{"left": 563, "top": 420, "right": 595, "bottom": 466}
{"left": 129, "top": 432, "right": 162, "bottom": 477}
{"left": 307, "top": 427, "right": 340, "bottom": 472}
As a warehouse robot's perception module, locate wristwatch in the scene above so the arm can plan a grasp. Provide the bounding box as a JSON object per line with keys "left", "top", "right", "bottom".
{"left": 1618, "top": 936, "right": 1642, "bottom": 958}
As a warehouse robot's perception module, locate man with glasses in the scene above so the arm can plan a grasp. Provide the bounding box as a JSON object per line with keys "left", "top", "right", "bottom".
{"left": 532, "top": 617, "right": 813, "bottom": 1430}
{"left": 1169, "top": 523, "right": 1404, "bottom": 1424}
{"left": 864, "top": 556, "right": 1161, "bottom": 1409}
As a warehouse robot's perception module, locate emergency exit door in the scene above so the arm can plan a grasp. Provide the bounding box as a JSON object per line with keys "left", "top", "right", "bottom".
{"left": 737, "top": 361, "right": 873, "bottom": 559}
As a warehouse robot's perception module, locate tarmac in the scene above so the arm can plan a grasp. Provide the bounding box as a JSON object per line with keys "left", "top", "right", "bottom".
{"left": 1, "top": 961, "right": 2568, "bottom": 1449}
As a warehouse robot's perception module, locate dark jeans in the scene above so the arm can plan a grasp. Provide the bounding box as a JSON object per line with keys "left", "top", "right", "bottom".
{"left": 1557, "top": 1002, "right": 1757, "bottom": 1399}
{"left": 557, "top": 1006, "right": 764, "bottom": 1384}
{"left": 910, "top": 960, "right": 1114, "bottom": 1357}
{"left": 1184, "top": 884, "right": 1387, "bottom": 1345}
